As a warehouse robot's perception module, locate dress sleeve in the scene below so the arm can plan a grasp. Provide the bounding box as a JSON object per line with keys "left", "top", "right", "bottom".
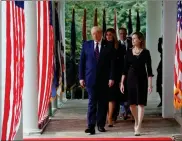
{"left": 109, "top": 46, "right": 116, "bottom": 80}
{"left": 122, "top": 51, "right": 129, "bottom": 75}
{"left": 146, "top": 50, "right": 154, "bottom": 77}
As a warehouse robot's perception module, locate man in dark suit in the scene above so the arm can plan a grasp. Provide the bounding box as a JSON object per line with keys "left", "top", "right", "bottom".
{"left": 118, "top": 27, "right": 132, "bottom": 53}
{"left": 79, "top": 26, "right": 115, "bottom": 135}
{"left": 156, "top": 37, "right": 163, "bottom": 107}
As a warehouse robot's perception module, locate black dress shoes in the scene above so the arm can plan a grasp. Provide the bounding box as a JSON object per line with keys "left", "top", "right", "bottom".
{"left": 108, "top": 125, "right": 113, "bottom": 127}
{"left": 85, "top": 128, "right": 95, "bottom": 135}
{"left": 98, "top": 127, "right": 106, "bottom": 132}
{"left": 157, "top": 102, "right": 162, "bottom": 107}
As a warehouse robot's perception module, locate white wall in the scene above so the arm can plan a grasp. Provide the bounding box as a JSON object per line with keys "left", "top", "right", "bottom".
{"left": 162, "top": 0, "right": 177, "bottom": 118}
{"left": 14, "top": 112, "right": 23, "bottom": 140}
{"left": 146, "top": 1, "right": 162, "bottom": 102}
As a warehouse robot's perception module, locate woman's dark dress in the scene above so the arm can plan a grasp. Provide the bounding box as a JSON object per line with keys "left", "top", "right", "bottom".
{"left": 108, "top": 43, "right": 125, "bottom": 102}
{"left": 123, "top": 48, "right": 153, "bottom": 106}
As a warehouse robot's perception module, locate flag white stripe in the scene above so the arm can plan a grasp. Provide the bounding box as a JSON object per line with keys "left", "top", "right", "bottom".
{"left": 39, "top": 1, "right": 45, "bottom": 121}
{"left": 1, "top": 2, "right": 7, "bottom": 137}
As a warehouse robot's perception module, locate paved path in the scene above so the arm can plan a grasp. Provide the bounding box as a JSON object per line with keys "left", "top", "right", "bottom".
{"left": 25, "top": 92, "right": 181, "bottom": 138}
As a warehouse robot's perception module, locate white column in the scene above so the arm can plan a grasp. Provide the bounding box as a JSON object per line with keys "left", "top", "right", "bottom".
{"left": 14, "top": 112, "right": 23, "bottom": 140}
{"left": 59, "top": 0, "right": 67, "bottom": 103}
{"left": 23, "top": 1, "right": 39, "bottom": 134}
{"left": 146, "top": 1, "right": 162, "bottom": 103}
{"left": 162, "top": 1, "right": 177, "bottom": 118}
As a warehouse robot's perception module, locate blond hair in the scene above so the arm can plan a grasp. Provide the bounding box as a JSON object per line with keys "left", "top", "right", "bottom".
{"left": 91, "top": 26, "right": 102, "bottom": 34}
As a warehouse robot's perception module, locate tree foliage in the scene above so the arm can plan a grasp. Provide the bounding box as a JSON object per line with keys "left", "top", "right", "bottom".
{"left": 65, "top": 0, "right": 146, "bottom": 58}
{"left": 65, "top": 1, "right": 146, "bottom": 88}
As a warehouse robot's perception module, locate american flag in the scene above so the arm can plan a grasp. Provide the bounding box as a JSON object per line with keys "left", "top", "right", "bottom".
{"left": 1, "top": 1, "right": 25, "bottom": 140}
{"left": 37, "top": 1, "right": 54, "bottom": 127}
{"left": 174, "top": 1, "right": 182, "bottom": 109}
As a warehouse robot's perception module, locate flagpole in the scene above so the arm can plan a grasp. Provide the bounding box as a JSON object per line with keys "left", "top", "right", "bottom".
{"left": 23, "top": 1, "right": 40, "bottom": 134}
{"left": 51, "top": 1, "right": 58, "bottom": 113}
{"left": 56, "top": 1, "right": 64, "bottom": 108}
{"left": 59, "top": 0, "right": 67, "bottom": 102}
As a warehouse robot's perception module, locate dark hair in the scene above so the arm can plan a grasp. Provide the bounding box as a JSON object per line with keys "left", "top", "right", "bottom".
{"left": 132, "top": 32, "right": 146, "bottom": 49}
{"left": 105, "top": 28, "right": 116, "bottom": 37}
{"left": 104, "top": 28, "right": 118, "bottom": 49}
{"left": 118, "top": 27, "right": 127, "bottom": 33}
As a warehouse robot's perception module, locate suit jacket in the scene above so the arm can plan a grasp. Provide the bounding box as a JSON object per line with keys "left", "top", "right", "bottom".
{"left": 118, "top": 37, "right": 132, "bottom": 55}
{"left": 79, "top": 40, "right": 115, "bottom": 88}
{"left": 115, "top": 41, "right": 125, "bottom": 83}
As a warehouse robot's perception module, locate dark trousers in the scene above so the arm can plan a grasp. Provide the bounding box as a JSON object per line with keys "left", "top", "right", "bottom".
{"left": 87, "top": 87, "right": 108, "bottom": 128}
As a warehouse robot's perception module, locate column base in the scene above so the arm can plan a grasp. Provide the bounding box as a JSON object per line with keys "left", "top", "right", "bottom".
{"left": 23, "top": 129, "right": 42, "bottom": 136}
{"left": 172, "top": 134, "right": 182, "bottom": 141}
{"left": 24, "top": 118, "right": 51, "bottom": 136}
{"left": 174, "top": 113, "right": 182, "bottom": 126}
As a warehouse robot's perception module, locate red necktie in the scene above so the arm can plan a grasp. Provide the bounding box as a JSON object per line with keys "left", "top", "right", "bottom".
{"left": 95, "top": 42, "right": 99, "bottom": 60}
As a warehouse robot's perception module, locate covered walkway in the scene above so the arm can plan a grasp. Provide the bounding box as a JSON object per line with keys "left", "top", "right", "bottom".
{"left": 24, "top": 93, "right": 181, "bottom": 139}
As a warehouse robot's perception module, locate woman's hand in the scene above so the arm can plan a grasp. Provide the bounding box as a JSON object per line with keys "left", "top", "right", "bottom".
{"left": 148, "top": 86, "right": 153, "bottom": 94}
{"left": 120, "top": 83, "right": 124, "bottom": 94}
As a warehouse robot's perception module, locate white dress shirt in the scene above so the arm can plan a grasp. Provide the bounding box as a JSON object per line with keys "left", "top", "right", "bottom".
{"left": 120, "top": 39, "right": 128, "bottom": 50}
{"left": 94, "top": 40, "right": 102, "bottom": 53}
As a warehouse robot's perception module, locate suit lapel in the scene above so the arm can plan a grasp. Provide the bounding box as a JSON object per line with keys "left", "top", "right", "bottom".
{"left": 99, "top": 40, "right": 106, "bottom": 58}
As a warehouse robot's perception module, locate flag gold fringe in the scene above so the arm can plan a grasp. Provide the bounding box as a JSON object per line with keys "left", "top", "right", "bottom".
{"left": 174, "top": 83, "right": 182, "bottom": 109}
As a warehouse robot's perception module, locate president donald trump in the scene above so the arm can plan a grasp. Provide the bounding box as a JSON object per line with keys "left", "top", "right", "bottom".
{"left": 79, "top": 26, "right": 115, "bottom": 135}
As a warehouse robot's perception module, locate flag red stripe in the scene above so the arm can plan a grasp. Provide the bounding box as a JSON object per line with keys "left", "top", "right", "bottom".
{"left": 14, "top": 7, "right": 23, "bottom": 139}
{"left": 43, "top": 26, "right": 54, "bottom": 119}
{"left": 2, "top": 1, "right": 12, "bottom": 140}
{"left": 38, "top": 1, "right": 48, "bottom": 120}
{"left": 39, "top": 1, "right": 49, "bottom": 121}
{"left": 38, "top": 2, "right": 55, "bottom": 125}
{"left": 13, "top": 6, "right": 19, "bottom": 139}
{"left": 41, "top": 2, "right": 52, "bottom": 121}
{"left": 2, "top": 2, "right": 25, "bottom": 140}
{"left": 176, "top": 46, "right": 182, "bottom": 72}
{"left": 9, "top": 2, "right": 17, "bottom": 139}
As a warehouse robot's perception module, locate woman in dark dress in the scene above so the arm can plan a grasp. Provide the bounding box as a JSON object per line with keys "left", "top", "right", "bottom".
{"left": 120, "top": 32, "right": 153, "bottom": 136}
{"left": 104, "top": 28, "right": 124, "bottom": 127}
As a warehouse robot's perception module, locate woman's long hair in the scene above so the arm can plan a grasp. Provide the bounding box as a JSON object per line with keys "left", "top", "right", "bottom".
{"left": 104, "top": 28, "right": 118, "bottom": 49}
{"left": 132, "top": 31, "right": 146, "bottom": 49}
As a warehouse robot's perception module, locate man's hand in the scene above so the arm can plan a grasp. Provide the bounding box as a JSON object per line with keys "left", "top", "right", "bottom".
{"left": 79, "top": 80, "right": 85, "bottom": 88}
{"left": 108, "top": 80, "right": 114, "bottom": 88}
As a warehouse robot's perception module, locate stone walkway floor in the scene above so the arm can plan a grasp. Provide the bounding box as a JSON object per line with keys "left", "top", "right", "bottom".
{"left": 24, "top": 92, "right": 181, "bottom": 138}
